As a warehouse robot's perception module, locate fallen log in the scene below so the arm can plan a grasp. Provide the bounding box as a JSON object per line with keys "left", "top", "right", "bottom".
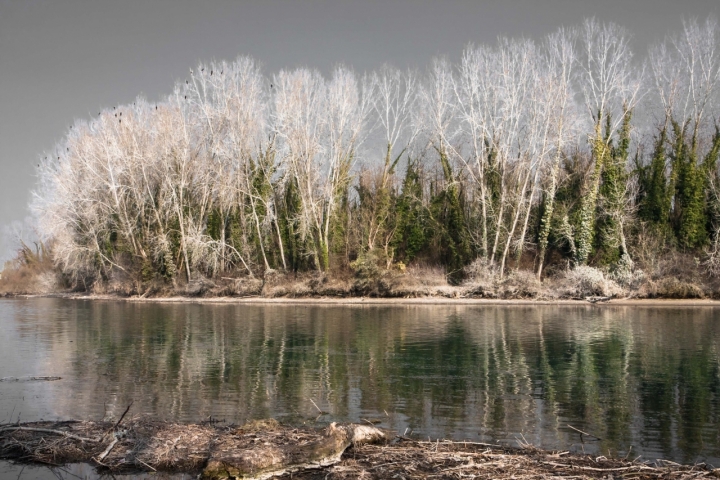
{"left": 0, "top": 376, "right": 62, "bottom": 382}
{"left": 203, "top": 423, "right": 387, "bottom": 479}
{"left": 585, "top": 295, "right": 611, "bottom": 303}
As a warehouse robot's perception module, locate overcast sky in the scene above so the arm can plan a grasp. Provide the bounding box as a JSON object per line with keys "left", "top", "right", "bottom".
{"left": 1, "top": 0, "right": 719, "bottom": 261}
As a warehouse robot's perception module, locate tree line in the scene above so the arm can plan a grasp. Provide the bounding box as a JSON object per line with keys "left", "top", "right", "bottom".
{"left": 32, "top": 18, "right": 720, "bottom": 288}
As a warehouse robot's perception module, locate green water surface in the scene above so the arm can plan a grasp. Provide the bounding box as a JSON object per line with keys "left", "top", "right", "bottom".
{"left": 0, "top": 298, "right": 718, "bottom": 467}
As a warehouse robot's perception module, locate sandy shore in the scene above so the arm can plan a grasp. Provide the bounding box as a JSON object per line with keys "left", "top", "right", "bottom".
{"left": 11, "top": 292, "right": 720, "bottom": 307}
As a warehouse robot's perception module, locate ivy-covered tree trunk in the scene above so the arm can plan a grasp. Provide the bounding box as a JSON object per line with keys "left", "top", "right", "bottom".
{"left": 431, "top": 149, "right": 472, "bottom": 282}
{"left": 598, "top": 109, "right": 632, "bottom": 264}
{"left": 536, "top": 154, "right": 561, "bottom": 278}
{"left": 575, "top": 118, "right": 608, "bottom": 265}
{"left": 278, "top": 177, "right": 304, "bottom": 272}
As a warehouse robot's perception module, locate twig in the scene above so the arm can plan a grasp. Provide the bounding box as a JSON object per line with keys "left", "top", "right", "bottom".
{"left": 624, "top": 445, "right": 633, "bottom": 460}
{"left": 136, "top": 458, "right": 157, "bottom": 472}
{"left": 567, "top": 424, "right": 601, "bottom": 441}
{"left": 111, "top": 401, "right": 133, "bottom": 432}
{"left": 308, "top": 398, "right": 326, "bottom": 415}
{"left": 542, "top": 461, "right": 655, "bottom": 472}
{"left": 417, "top": 440, "right": 495, "bottom": 447}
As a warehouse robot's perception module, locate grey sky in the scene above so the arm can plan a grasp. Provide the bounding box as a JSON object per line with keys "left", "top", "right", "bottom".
{"left": 1, "top": 0, "right": 719, "bottom": 261}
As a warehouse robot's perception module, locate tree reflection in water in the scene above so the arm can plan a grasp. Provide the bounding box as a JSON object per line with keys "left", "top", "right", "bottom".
{"left": 1, "top": 299, "right": 719, "bottom": 464}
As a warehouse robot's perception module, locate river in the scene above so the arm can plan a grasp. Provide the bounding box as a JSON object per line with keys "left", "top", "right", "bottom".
{"left": 0, "top": 298, "right": 719, "bottom": 477}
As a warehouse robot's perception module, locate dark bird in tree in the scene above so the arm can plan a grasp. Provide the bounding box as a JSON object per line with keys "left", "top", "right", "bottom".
{"left": 270, "top": 83, "right": 273, "bottom": 88}
{"left": 185, "top": 95, "right": 187, "bottom": 99}
{"left": 119, "top": 112, "right": 122, "bottom": 116}
{"left": 201, "top": 68, "right": 204, "bottom": 72}
{"left": 155, "top": 105, "right": 158, "bottom": 110}
{"left": 220, "top": 70, "right": 223, "bottom": 74}
{"left": 186, "top": 80, "right": 189, "bottom": 84}
{"left": 210, "top": 70, "right": 213, "bottom": 75}
{"left": 119, "top": 119, "right": 121, "bottom": 124}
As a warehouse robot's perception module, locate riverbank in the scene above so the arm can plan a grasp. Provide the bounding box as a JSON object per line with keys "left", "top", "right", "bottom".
{"left": 4, "top": 253, "right": 720, "bottom": 302}
{"left": 7, "top": 292, "right": 720, "bottom": 307}
{"left": 1, "top": 418, "right": 717, "bottom": 479}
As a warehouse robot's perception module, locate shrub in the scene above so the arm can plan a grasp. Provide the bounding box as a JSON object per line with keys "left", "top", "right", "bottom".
{"left": 495, "top": 270, "right": 543, "bottom": 299}
{"left": 608, "top": 254, "right": 646, "bottom": 289}
{"left": 558, "top": 266, "right": 624, "bottom": 298}
{"left": 654, "top": 278, "right": 705, "bottom": 299}
{"left": 0, "top": 241, "right": 61, "bottom": 295}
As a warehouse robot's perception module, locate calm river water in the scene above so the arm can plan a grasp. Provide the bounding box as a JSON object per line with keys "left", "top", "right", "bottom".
{"left": 1, "top": 298, "right": 719, "bottom": 476}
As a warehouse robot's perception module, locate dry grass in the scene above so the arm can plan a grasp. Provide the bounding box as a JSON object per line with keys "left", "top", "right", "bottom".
{"left": 4, "top": 243, "right": 719, "bottom": 301}
{"left": 551, "top": 266, "right": 625, "bottom": 299}
{"left": 261, "top": 271, "right": 354, "bottom": 298}
{"left": 0, "top": 242, "right": 61, "bottom": 295}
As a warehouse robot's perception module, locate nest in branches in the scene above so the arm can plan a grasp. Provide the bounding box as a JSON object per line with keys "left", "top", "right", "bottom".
{"left": 1, "top": 418, "right": 719, "bottom": 479}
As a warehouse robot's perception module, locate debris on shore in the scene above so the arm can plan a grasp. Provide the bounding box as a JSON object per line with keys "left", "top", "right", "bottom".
{"left": 1, "top": 418, "right": 718, "bottom": 479}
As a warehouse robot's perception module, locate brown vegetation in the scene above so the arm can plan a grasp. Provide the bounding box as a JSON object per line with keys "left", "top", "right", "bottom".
{"left": 0, "top": 241, "right": 61, "bottom": 296}
{"left": 1, "top": 419, "right": 718, "bottom": 479}
{"left": 6, "top": 247, "right": 720, "bottom": 301}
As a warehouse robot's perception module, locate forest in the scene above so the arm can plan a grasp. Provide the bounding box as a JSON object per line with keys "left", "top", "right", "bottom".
{"left": 9, "top": 17, "right": 720, "bottom": 298}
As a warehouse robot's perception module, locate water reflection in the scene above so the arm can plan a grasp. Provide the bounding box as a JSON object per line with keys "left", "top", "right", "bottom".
{"left": 0, "top": 299, "right": 719, "bottom": 464}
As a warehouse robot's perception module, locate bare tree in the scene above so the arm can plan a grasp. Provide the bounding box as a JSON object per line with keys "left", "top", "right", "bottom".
{"left": 575, "top": 18, "right": 642, "bottom": 265}
{"left": 363, "top": 66, "right": 418, "bottom": 257}
{"left": 274, "top": 66, "right": 366, "bottom": 271}
{"left": 536, "top": 29, "right": 578, "bottom": 278}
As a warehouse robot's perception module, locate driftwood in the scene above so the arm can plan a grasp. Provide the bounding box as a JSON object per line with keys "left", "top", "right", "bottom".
{"left": 204, "top": 423, "right": 387, "bottom": 479}
{"left": 0, "top": 426, "right": 100, "bottom": 443}
{"left": 1, "top": 418, "right": 720, "bottom": 479}
{"left": 585, "top": 295, "right": 611, "bottom": 303}
{"left": 0, "top": 376, "right": 61, "bottom": 382}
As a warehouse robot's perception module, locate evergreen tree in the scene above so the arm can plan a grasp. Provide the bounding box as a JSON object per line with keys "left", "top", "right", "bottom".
{"left": 430, "top": 150, "right": 472, "bottom": 281}
{"left": 393, "top": 160, "right": 428, "bottom": 262}
{"left": 636, "top": 126, "right": 670, "bottom": 228}
{"left": 670, "top": 121, "right": 709, "bottom": 249}
{"left": 277, "top": 177, "right": 305, "bottom": 272}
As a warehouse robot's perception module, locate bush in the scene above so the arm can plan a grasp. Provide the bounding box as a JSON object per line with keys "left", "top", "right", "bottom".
{"left": 558, "top": 266, "right": 624, "bottom": 298}
{"left": 653, "top": 278, "right": 705, "bottom": 299}
{"left": 495, "top": 270, "right": 543, "bottom": 299}
{"left": 463, "top": 257, "right": 498, "bottom": 284}
{"left": 608, "top": 254, "right": 646, "bottom": 289}
{"left": 0, "top": 242, "right": 61, "bottom": 295}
